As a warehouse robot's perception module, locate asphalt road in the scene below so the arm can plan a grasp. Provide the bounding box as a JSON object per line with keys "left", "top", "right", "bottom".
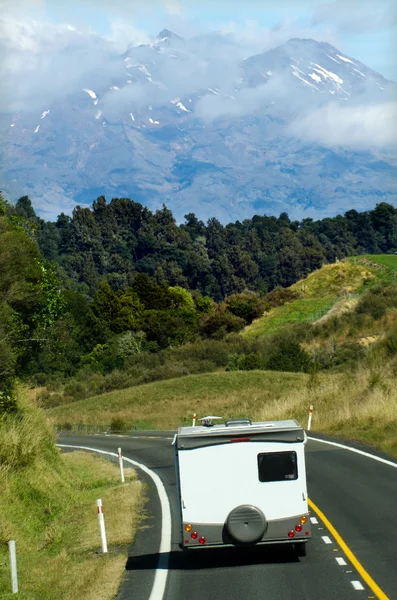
{"left": 58, "top": 433, "right": 397, "bottom": 600}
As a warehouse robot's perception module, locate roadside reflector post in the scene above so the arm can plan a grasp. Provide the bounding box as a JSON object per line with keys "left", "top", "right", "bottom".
{"left": 307, "top": 405, "right": 313, "bottom": 431}
{"left": 8, "top": 540, "right": 18, "bottom": 594}
{"left": 96, "top": 499, "right": 108, "bottom": 553}
{"left": 192, "top": 413, "right": 197, "bottom": 427}
{"left": 118, "top": 447, "right": 125, "bottom": 483}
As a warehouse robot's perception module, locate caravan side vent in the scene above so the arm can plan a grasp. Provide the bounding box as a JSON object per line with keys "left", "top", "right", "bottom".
{"left": 225, "top": 419, "right": 252, "bottom": 427}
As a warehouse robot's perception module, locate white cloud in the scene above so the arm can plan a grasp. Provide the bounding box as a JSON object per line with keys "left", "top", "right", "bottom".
{"left": 105, "top": 21, "right": 151, "bottom": 52}
{"left": 162, "top": 0, "right": 183, "bottom": 16}
{"left": 288, "top": 101, "right": 397, "bottom": 150}
{"left": 311, "top": 0, "right": 396, "bottom": 33}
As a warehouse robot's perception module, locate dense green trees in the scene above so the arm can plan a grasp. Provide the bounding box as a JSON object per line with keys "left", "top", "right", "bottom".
{"left": 0, "top": 195, "right": 63, "bottom": 411}
{"left": 2, "top": 192, "right": 397, "bottom": 394}
{"left": 22, "top": 196, "right": 397, "bottom": 300}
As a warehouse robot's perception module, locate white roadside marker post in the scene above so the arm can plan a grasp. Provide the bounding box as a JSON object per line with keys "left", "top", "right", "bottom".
{"left": 307, "top": 405, "right": 313, "bottom": 431}
{"left": 118, "top": 447, "right": 125, "bottom": 483}
{"left": 96, "top": 499, "right": 108, "bottom": 553}
{"left": 192, "top": 413, "right": 197, "bottom": 427}
{"left": 8, "top": 540, "right": 18, "bottom": 594}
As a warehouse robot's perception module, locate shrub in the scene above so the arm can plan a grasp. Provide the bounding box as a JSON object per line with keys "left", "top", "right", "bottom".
{"left": 265, "top": 341, "right": 311, "bottom": 373}
{"left": 224, "top": 292, "right": 265, "bottom": 324}
{"left": 110, "top": 417, "right": 127, "bottom": 432}
{"left": 63, "top": 381, "right": 88, "bottom": 401}
{"left": 226, "top": 353, "right": 240, "bottom": 371}
{"left": 262, "top": 286, "right": 300, "bottom": 310}
{"left": 199, "top": 307, "right": 245, "bottom": 338}
{"left": 238, "top": 353, "right": 263, "bottom": 371}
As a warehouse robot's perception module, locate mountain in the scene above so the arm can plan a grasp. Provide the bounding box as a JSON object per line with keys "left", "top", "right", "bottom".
{"left": 1, "top": 33, "right": 396, "bottom": 221}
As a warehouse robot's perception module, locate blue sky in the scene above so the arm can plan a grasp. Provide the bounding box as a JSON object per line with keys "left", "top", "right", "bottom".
{"left": 9, "top": 0, "right": 396, "bottom": 79}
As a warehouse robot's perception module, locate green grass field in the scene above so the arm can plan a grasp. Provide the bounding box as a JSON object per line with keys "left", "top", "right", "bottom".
{"left": 243, "top": 296, "right": 336, "bottom": 338}
{"left": 361, "top": 254, "right": 397, "bottom": 271}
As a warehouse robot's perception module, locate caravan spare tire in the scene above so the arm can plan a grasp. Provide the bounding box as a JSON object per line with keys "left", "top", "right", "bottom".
{"left": 226, "top": 505, "right": 267, "bottom": 543}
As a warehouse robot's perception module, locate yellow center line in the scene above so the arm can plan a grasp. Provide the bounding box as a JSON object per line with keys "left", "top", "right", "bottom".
{"left": 308, "top": 498, "right": 390, "bottom": 600}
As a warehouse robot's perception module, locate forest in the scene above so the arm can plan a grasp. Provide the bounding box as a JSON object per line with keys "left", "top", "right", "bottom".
{"left": 1, "top": 192, "right": 397, "bottom": 410}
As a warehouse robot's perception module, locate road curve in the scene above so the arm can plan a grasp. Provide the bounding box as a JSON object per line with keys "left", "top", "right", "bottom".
{"left": 57, "top": 433, "right": 397, "bottom": 600}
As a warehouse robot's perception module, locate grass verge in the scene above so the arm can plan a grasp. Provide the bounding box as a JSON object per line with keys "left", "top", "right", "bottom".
{"left": 49, "top": 363, "right": 397, "bottom": 458}
{"left": 0, "top": 393, "right": 145, "bottom": 600}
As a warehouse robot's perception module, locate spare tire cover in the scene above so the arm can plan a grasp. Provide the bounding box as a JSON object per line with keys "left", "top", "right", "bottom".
{"left": 226, "top": 505, "right": 267, "bottom": 543}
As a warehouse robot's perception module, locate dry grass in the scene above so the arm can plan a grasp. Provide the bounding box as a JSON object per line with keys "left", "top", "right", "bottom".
{"left": 255, "top": 366, "right": 397, "bottom": 455}
{"left": 49, "top": 370, "right": 306, "bottom": 430}
{"left": 50, "top": 363, "right": 397, "bottom": 457}
{"left": 0, "top": 443, "right": 145, "bottom": 600}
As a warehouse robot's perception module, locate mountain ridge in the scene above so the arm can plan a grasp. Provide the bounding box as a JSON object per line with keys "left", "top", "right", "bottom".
{"left": 1, "top": 35, "right": 396, "bottom": 221}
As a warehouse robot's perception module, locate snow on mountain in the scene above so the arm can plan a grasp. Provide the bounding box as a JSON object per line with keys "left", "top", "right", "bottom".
{"left": 1, "top": 33, "right": 396, "bottom": 222}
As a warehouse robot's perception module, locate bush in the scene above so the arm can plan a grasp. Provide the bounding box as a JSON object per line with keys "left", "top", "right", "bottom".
{"left": 265, "top": 341, "right": 311, "bottom": 373}
{"left": 262, "top": 286, "right": 300, "bottom": 310}
{"left": 238, "top": 353, "right": 263, "bottom": 371}
{"left": 110, "top": 417, "right": 127, "bottom": 432}
{"left": 199, "top": 307, "right": 245, "bottom": 338}
{"left": 225, "top": 292, "right": 265, "bottom": 324}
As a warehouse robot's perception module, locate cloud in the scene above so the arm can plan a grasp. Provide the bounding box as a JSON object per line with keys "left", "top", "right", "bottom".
{"left": 161, "top": 0, "right": 183, "bottom": 17}
{"left": 288, "top": 101, "right": 397, "bottom": 150}
{"left": 311, "top": 0, "right": 396, "bottom": 33}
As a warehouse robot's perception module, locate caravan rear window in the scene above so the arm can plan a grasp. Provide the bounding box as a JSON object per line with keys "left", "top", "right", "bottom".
{"left": 257, "top": 451, "right": 298, "bottom": 482}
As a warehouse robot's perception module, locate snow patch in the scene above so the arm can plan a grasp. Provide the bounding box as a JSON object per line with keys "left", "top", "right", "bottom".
{"left": 176, "top": 101, "right": 190, "bottom": 112}
{"left": 267, "top": 70, "right": 272, "bottom": 76}
{"left": 292, "top": 70, "right": 318, "bottom": 89}
{"left": 149, "top": 118, "right": 160, "bottom": 125}
{"left": 83, "top": 88, "right": 97, "bottom": 100}
{"left": 110, "top": 85, "right": 120, "bottom": 90}
{"left": 208, "top": 88, "right": 219, "bottom": 95}
{"left": 353, "top": 68, "right": 366, "bottom": 78}
{"left": 41, "top": 110, "right": 50, "bottom": 119}
{"left": 148, "top": 105, "right": 153, "bottom": 110}
{"left": 138, "top": 65, "right": 151, "bottom": 78}
{"left": 313, "top": 64, "right": 343, "bottom": 84}
{"left": 95, "top": 110, "right": 102, "bottom": 120}
{"left": 127, "top": 80, "right": 132, "bottom": 83}
{"left": 34, "top": 125, "right": 40, "bottom": 133}
{"left": 130, "top": 113, "right": 135, "bottom": 121}
{"left": 336, "top": 54, "right": 355, "bottom": 64}
{"left": 10, "top": 123, "right": 15, "bottom": 127}
{"left": 309, "top": 73, "right": 322, "bottom": 83}
{"left": 326, "top": 54, "right": 341, "bottom": 64}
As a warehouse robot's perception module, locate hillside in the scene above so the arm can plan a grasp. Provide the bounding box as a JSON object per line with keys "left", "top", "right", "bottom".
{"left": 48, "top": 256, "right": 397, "bottom": 456}
{"left": 0, "top": 390, "right": 144, "bottom": 600}
{"left": 243, "top": 257, "right": 396, "bottom": 338}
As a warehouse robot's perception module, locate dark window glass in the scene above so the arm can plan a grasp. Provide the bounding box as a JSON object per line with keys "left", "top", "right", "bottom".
{"left": 257, "top": 451, "right": 298, "bottom": 482}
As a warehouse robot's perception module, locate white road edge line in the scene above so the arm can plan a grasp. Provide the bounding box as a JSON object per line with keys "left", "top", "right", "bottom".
{"left": 310, "top": 517, "right": 318, "bottom": 524}
{"left": 351, "top": 581, "right": 364, "bottom": 590}
{"left": 308, "top": 437, "right": 397, "bottom": 469}
{"left": 335, "top": 557, "right": 347, "bottom": 566}
{"left": 57, "top": 444, "right": 171, "bottom": 600}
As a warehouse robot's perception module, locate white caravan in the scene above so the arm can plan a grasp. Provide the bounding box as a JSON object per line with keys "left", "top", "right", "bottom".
{"left": 173, "top": 418, "right": 311, "bottom": 555}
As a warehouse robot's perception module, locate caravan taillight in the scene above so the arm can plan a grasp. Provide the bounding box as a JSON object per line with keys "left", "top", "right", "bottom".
{"left": 199, "top": 536, "right": 206, "bottom": 545}
{"left": 191, "top": 531, "right": 198, "bottom": 540}
{"left": 288, "top": 531, "right": 295, "bottom": 538}
{"left": 230, "top": 437, "right": 251, "bottom": 443}
{"left": 185, "top": 524, "right": 192, "bottom": 532}
{"left": 295, "top": 524, "right": 302, "bottom": 532}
